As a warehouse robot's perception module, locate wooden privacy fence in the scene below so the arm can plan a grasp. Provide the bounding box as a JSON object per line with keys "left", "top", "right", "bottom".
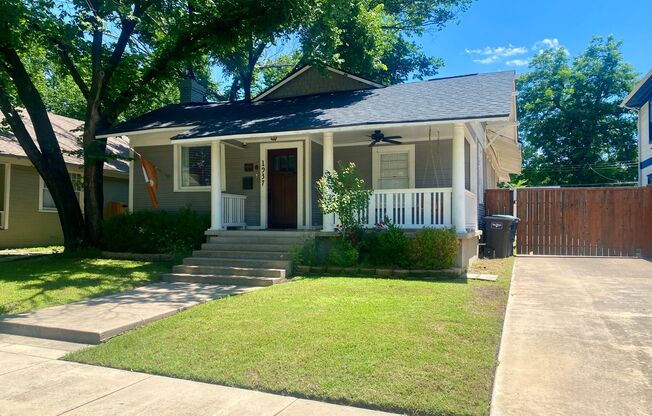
{"left": 484, "top": 187, "right": 652, "bottom": 257}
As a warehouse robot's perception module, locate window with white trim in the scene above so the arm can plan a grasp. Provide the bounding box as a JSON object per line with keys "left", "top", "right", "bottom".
{"left": 174, "top": 144, "right": 226, "bottom": 192}
{"left": 40, "top": 173, "right": 82, "bottom": 212}
{"left": 372, "top": 144, "right": 415, "bottom": 190}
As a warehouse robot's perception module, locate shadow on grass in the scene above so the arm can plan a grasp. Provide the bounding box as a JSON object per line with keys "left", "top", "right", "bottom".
{"left": 0, "top": 253, "right": 173, "bottom": 315}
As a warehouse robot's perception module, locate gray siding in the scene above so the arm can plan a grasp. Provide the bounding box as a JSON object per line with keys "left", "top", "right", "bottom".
{"left": 224, "top": 143, "right": 261, "bottom": 226}
{"left": 133, "top": 145, "right": 210, "bottom": 214}
{"left": 263, "top": 67, "right": 375, "bottom": 100}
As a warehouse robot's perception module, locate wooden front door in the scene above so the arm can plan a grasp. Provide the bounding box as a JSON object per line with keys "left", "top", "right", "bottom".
{"left": 268, "top": 148, "right": 298, "bottom": 229}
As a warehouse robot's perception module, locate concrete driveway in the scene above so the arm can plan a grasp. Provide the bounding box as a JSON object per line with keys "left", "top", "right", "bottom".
{"left": 491, "top": 257, "right": 652, "bottom": 416}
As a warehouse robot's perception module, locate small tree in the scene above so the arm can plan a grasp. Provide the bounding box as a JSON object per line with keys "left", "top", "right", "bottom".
{"left": 317, "top": 162, "right": 372, "bottom": 238}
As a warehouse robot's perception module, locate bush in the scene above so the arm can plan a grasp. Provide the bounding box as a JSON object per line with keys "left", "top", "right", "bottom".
{"left": 102, "top": 207, "right": 209, "bottom": 257}
{"left": 327, "top": 238, "right": 359, "bottom": 267}
{"left": 408, "top": 227, "right": 458, "bottom": 270}
{"left": 290, "top": 238, "right": 319, "bottom": 267}
{"left": 375, "top": 222, "right": 410, "bottom": 267}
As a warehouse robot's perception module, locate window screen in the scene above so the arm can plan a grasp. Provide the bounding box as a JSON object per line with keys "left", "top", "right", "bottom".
{"left": 181, "top": 146, "right": 211, "bottom": 187}
{"left": 378, "top": 152, "right": 409, "bottom": 189}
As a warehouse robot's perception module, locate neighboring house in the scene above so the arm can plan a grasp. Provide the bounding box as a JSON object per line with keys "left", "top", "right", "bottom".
{"left": 623, "top": 69, "right": 652, "bottom": 185}
{"left": 98, "top": 65, "right": 522, "bottom": 267}
{"left": 0, "top": 112, "right": 129, "bottom": 248}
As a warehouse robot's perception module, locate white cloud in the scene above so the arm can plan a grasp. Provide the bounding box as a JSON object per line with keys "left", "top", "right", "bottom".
{"left": 533, "top": 38, "right": 561, "bottom": 52}
{"left": 465, "top": 44, "right": 528, "bottom": 65}
{"left": 506, "top": 59, "right": 530, "bottom": 67}
{"left": 474, "top": 56, "right": 499, "bottom": 64}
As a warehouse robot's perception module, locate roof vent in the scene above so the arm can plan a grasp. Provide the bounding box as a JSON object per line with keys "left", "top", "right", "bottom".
{"left": 179, "top": 77, "right": 207, "bottom": 104}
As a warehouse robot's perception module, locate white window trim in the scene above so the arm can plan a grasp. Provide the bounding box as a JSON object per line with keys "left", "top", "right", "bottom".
{"left": 372, "top": 144, "right": 416, "bottom": 189}
{"left": 0, "top": 163, "right": 10, "bottom": 230}
{"left": 173, "top": 143, "right": 226, "bottom": 192}
{"left": 39, "top": 173, "right": 83, "bottom": 213}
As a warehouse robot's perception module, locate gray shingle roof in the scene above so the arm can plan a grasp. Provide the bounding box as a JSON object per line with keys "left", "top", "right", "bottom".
{"left": 0, "top": 111, "right": 129, "bottom": 173}
{"left": 98, "top": 71, "right": 515, "bottom": 140}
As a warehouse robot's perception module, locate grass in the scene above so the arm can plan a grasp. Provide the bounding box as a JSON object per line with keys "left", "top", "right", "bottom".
{"left": 0, "top": 252, "right": 172, "bottom": 314}
{"left": 0, "top": 245, "right": 64, "bottom": 255}
{"left": 67, "top": 257, "right": 514, "bottom": 416}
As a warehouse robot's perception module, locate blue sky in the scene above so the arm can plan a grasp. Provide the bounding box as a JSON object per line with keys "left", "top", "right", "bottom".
{"left": 420, "top": 0, "right": 651, "bottom": 78}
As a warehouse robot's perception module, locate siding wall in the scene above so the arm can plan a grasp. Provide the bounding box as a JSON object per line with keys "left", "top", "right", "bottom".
{"left": 133, "top": 145, "right": 211, "bottom": 214}
{"left": 263, "top": 67, "right": 375, "bottom": 100}
{"left": 224, "top": 143, "right": 261, "bottom": 226}
{"left": 311, "top": 142, "right": 323, "bottom": 227}
{"left": 0, "top": 165, "right": 127, "bottom": 248}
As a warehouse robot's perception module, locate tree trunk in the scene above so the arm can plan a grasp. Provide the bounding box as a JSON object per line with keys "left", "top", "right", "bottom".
{"left": 0, "top": 47, "right": 86, "bottom": 250}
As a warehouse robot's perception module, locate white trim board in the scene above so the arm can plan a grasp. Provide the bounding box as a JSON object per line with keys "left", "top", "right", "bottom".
{"left": 0, "top": 163, "right": 10, "bottom": 230}
{"left": 259, "top": 140, "right": 305, "bottom": 229}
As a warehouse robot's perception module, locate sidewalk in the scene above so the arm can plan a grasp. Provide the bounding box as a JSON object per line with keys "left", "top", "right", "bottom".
{"left": 0, "top": 282, "right": 257, "bottom": 344}
{"left": 0, "top": 334, "right": 398, "bottom": 416}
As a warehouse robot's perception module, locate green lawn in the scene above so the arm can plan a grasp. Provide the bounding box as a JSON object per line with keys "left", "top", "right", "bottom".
{"left": 0, "top": 253, "right": 172, "bottom": 314}
{"left": 67, "top": 258, "right": 514, "bottom": 416}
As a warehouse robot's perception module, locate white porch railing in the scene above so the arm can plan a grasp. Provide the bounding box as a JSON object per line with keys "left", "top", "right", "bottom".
{"left": 222, "top": 193, "right": 246, "bottom": 228}
{"left": 465, "top": 190, "right": 478, "bottom": 230}
{"left": 335, "top": 188, "right": 454, "bottom": 229}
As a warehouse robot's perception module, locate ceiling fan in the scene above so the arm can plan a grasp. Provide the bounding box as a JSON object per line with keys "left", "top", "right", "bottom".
{"left": 368, "top": 129, "right": 402, "bottom": 147}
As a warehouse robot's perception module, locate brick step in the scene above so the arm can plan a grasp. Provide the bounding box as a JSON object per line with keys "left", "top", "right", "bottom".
{"left": 192, "top": 250, "right": 291, "bottom": 260}
{"left": 201, "top": 242, "right": 295, "bottom": 252}
{"left": 173, "top": 264, "right": 286, "bottom": 278}
{"left": 161, "top": 273, "right": 284, "bottom": 287}
{"left": 183, "top": 256, "right": 290, "bottom": 270}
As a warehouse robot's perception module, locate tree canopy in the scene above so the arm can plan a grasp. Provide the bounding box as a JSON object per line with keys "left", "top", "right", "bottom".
{"left": 516, "top": 36, "right": 639, "bottom": 187}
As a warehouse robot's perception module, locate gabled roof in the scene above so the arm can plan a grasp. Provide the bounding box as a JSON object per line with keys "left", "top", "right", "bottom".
{"left": 252, "top": 64, "right": 384, "bottom": 101}
{"left": 98, "top": 71, "right": 516, "bottom": 140}
{"left": 0, "top": 111, "right": 129, "bottom": 173}
{"left": 623, "top": 69, "right": 652, "bottom": 109}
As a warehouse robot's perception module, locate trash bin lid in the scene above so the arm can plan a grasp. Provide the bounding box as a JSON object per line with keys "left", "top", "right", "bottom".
{"left": 484, "top": 214, "right": 520, "bottom": 222}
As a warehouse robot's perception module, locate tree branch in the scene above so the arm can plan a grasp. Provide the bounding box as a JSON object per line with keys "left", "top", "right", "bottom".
{"left": 52, "top": 38, "right": 91, "bottom": 100}
{"left": 0, "top": 86, "right": 43, "bottom": 165}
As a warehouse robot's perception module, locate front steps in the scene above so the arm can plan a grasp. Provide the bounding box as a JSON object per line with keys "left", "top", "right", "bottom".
{"left": 162, "top": 230, "right": 316, "bottom": 287}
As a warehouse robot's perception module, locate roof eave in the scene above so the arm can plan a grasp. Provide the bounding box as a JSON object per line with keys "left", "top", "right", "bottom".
{"left": 622, "top": 69, "right": 652, "bottom": 109}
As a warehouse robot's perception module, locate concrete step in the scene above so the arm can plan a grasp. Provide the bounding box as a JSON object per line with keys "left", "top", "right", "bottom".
{"left": 201, "top": 242, "right": 295, "bottom": 252}
{"left": 162, "top": 273, "right": 284, "bottom": 287}
{"left": 173, "top": 264, "right": 287, "bottom": 278}
{"left": 205, "top": 230, "right": 317, "bottom": 238}
{"left": 192, "top": 250, "right": 291, "bottom": 260}
{"left": 207, "top": 236, "right": 306, "bottom": 245}
{"left": 183, "top": 256, "right": 290, "bottom": 270}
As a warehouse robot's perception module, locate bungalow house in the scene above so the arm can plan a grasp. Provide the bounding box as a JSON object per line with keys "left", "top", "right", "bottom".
{"left": 0, "top": 112, "right": 129, "bottom": 248}
{"left": 98, "top": 66, "right": 521, "bottom": 280}
{"left": 623, "top": 69, "right": 652, "bottom": 185}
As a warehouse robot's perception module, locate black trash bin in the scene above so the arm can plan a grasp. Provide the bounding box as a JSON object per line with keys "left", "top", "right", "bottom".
{"left": 484, "top": 215, "right": 520, "bottom": 258}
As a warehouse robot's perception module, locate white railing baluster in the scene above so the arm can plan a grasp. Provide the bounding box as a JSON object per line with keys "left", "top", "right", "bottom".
{"left": 222, "top": 193, "right": 247, "bottom": 228}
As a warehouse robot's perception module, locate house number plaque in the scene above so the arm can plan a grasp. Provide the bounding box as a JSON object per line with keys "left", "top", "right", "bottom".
{"left": 260, "top": 160, "right": 265, "bottom": 186}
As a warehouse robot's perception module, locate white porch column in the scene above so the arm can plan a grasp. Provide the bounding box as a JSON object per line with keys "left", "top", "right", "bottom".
{"left": 322, "top": 132, "right": 335, "bottom": 232}
{"left": 211, "top": 141, "right": 223, "bottom": 230}
{"left": 452, "top": 123, "right": 466, "bottom": 233}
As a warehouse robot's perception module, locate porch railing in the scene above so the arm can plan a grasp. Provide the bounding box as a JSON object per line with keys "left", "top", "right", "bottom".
{"left": 222, "top": 193, "right": 246, "bottom": 228}
{"left": 335, "top": 188, "right": 454, "bottom": 229}
{"left": 465, "top": 190, "right": 478, "bottom": 230}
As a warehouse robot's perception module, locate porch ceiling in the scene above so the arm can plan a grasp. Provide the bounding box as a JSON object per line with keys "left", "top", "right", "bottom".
{"left": 325, "top": 124, "right": 455, "bottom": 146}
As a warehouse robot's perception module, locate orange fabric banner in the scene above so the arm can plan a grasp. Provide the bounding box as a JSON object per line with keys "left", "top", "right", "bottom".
{"left": 139, "top": 154, "right": 159, "bottom": 209}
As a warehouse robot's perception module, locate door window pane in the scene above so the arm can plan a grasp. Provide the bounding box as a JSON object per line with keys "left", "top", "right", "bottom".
{"left": 181, "top": 146, "right": 211, "bottom": 187}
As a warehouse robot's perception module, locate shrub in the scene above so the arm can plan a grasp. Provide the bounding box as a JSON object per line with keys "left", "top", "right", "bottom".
{"left": 375, "top": 222, "right": 410, "bottom": 267}
{"left": 290, "top": 238, "right": 319, "bottom": 267}
{"left": 102, "top": 206, "right": 209, "bottom": 257}
{"left": 327, "top": 238, "right": 359, "bottom": 267}
{"left": 408, "top": 227, "right": 458, "bottom": 270}
{"left": 317, "top": 162, "right": 372, "bottom": 238}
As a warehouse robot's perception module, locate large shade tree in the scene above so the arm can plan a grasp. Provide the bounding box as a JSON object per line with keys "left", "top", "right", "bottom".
{"left": 219, "top": 0, "right": 473, "bottom": 100}
{"left": 0, "top": 0, "right": 308, "bottom": 249}
{"left": 516, "top": 36, "right": 638, "bottom": 187}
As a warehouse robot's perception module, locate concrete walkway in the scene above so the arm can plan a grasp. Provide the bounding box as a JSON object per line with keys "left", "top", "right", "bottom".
{"left": 491, "top": 257, "right": 652, "bottom": 416}
{"left": 0, "top": 334, "right": 397, "bottom": 416}
{"left": 0, "top": 282, "right": 259, "bottom": 344}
